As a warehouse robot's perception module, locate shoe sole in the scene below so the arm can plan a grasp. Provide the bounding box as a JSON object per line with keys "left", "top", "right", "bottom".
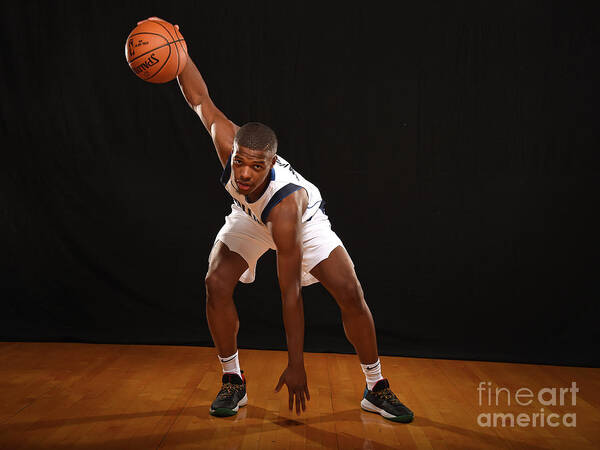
{"left": 360, "top": 398, "right": 414, "bottom": 423}
{"left": 210, "top": 393, "right": 248, "bottom": 417}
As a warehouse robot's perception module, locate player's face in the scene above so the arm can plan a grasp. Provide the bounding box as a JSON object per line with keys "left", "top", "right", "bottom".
{"left": 231, "top": 144, "right": 275, "bottom": 199}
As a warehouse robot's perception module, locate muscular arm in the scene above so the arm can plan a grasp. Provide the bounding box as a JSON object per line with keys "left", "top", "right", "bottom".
{"left": 269, "top": 190, "right": 307, "bottom": 367}
{"left": 176, "top": 55, "right": 237, "bottom": 168}
{"left": 270, "top": 189, "right": 311, "bottom": 414}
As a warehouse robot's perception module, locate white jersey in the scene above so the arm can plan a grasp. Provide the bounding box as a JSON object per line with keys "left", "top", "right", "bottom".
{"left": 220, "top": 154, "right": 324, "bottom": 226}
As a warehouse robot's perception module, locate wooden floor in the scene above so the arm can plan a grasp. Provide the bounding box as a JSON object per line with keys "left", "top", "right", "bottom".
{"left": 0, "top": 343, "right": 599, "bottom": 449}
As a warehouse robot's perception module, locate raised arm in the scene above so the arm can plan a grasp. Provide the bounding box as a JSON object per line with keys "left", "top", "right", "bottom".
{"left": 176, "top": 53, "right": 238, "bottom": 168}
{"left": 270, "top": 190, "right": 311, "bottom": 415}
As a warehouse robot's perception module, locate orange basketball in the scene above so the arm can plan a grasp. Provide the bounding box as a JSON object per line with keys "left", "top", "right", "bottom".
{"left": 125, "top": 18, "right": 187, "bottom": 83}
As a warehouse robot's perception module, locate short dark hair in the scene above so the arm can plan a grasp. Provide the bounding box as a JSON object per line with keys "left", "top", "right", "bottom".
{"left": 234, "top": 122, "right": 277, "bottom": 155}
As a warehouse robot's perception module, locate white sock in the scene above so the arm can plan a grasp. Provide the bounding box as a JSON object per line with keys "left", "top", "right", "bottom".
{"left": 218, "top": 351, "right": 242, "bottom": 378}
{"left": 361, "top": 359, "right": 384, "bottom": 390}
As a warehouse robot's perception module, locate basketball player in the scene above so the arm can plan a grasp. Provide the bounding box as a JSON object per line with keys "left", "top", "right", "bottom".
{"left": 169, "top": 20, "right": 413, "bottom": 422}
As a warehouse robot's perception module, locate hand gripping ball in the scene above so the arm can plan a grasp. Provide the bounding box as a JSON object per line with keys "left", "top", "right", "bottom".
{"left": 125, "top": 18, "right": 187, "bottom": 83}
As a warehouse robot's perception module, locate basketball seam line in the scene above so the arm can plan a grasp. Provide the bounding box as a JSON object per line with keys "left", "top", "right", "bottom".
{"left": 175, "top": 29, "right": 186, "bottom": 72}
{"left": 144, "top": 42, "right": 171, "bottom": 81}
{"left": 127, "top": 32, "right": 168, "bottom": 62}
{"left": 152, "top": 21, "right": 180, "bottom": 78}
{"left": 128, "top": 39, "right": 185, "bottom": 64}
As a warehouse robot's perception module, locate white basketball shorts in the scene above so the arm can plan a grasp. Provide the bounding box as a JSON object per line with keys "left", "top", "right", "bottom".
{"left": 213, "top": 203, "right": 348, "bottom": 286}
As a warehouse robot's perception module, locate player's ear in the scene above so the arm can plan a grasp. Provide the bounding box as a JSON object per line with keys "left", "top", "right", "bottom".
{"left": 271, "top": 154, "right": 277, "bottom": 166}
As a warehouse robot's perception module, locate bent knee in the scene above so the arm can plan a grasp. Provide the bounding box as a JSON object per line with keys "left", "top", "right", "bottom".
{"left": 205, "top": 270, "right": 236, "bottom": 302}
{"left": 336, "top": 281, "right": 366, "bottom": 313}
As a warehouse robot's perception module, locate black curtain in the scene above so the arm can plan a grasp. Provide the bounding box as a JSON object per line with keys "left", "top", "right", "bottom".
{"left": 2, "top": 1, "right": 598, "bottom": 366}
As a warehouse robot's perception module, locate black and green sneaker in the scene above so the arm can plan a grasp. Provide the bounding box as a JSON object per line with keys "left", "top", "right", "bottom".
{"left": 209, "top": 372, "right": 248, "bottom": 417}
{"left": 361, "top": 379, "right": 414, "bottom": 423}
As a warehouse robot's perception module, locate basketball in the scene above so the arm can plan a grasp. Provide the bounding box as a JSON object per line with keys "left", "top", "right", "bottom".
{"left": 125, "top": 18, "right": 187, "bottom": 84}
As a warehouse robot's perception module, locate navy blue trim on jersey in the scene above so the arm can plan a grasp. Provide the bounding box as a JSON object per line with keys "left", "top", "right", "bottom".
{"left": 306, "top": 200, "right": 320, "bottom": 211}
{"left": 260, "top": 183, "right": 302, "bottom": 223}
{"left": 306, "top": 199, "right": 326, "bottom": 221}
{"left": 220, "top": 154, "right": 232, "bottom": 186}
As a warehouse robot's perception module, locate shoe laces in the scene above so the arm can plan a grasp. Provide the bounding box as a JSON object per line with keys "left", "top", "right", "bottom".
{"left": 375, "top": 387, "right": 402, "bottom": 405}
{"left": 217, "top": 382, "right": 241, "bottom": 399}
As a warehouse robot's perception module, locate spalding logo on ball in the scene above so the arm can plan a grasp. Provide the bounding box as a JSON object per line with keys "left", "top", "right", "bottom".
{"left": 125, "top": 17, "right": 187, "bottom": 83}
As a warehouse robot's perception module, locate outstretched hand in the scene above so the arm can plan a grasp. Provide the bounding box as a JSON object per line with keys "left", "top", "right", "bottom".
{"left": 274, "top": 364, "right": 310, "bottom": 415}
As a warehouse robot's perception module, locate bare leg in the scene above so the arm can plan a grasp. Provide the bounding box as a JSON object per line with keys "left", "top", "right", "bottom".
{"left": 205, "top": 240, "right": 248, "bottom": 358}
{"left": 310, "top": 246, "right": 379, "bottom": 364}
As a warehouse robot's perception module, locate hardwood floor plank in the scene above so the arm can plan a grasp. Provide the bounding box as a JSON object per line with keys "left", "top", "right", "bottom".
{"left": 0, "top": 342, "right": 598, "bottom": 449}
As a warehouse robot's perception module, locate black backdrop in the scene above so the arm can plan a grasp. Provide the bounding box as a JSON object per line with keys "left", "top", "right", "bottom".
{"left": 1, "top": 1, "right": 598, "bottom": 367}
